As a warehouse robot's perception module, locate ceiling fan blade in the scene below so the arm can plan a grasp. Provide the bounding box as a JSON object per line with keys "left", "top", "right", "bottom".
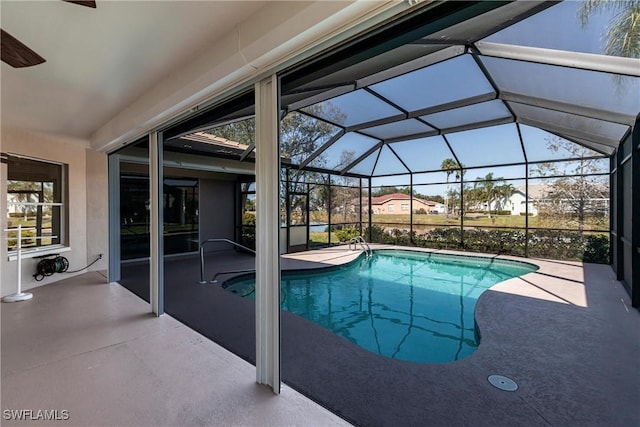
{"left": 62, "top": 0, "right": 96, "bottom": 8}
{"left": 1, "top": 29, "right": 46, "bottom": 68}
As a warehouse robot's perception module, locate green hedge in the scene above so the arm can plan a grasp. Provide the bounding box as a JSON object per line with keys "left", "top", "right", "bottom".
{"left": 364, "top": 225, "right": 609, "bottom": 264}
{"left": 527, "top": 230, "right": 609, "bottom": 263}
{"left": 463, "top": 228, "right": 526, "bottom": 256}
{"left": 242, "top": 212, "right": 256, "bottom": 226}
{"left": 334, "top": 226, "right": 360, "bottom": 242}
{"left": 583, "top": 234, "right": 610, "bottom": 263}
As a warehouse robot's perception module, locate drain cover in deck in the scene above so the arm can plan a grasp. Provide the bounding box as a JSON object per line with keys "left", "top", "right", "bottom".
{"left": 488, "top": 375, "right": 518, "bottom": 391}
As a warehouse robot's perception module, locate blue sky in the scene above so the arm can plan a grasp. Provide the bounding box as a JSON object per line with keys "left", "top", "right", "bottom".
{"left": 285, "top": 2, "right": 635, "bottom": 192}
{"left": 485, "top": 1, "right": 615, "bottom": 55}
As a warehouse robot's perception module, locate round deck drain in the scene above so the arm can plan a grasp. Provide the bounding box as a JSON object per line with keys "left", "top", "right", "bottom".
{"left": 488, "top": 375, "right": 518, "bottom": 391}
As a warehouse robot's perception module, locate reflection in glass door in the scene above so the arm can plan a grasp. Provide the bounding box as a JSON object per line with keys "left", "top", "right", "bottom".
{"left": 239, "top": 181, "right": 256, "bottom": 250}
{"left": 163, "top": 179, "right": 199, "bottom": 254}
{"left": 120, "top": 174, "right": 199, "bottom": 260}
{"left": 120, "top": 174, "right": 150, "bottom": 260}
{"left": 288, "top": 192, "right": 308, "bottom": 252}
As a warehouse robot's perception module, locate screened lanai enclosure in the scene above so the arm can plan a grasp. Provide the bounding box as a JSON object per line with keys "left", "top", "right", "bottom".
{"left": 169, "top": 2, "right": 636, "bottom": 261}
{"left": 111, "top": 1, "right": 640, "bottom": 308}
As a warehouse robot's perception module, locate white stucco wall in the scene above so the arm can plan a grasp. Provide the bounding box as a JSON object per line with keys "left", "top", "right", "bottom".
{"left": 85, "top": 148, "right": 109, "bottom": 273}
{"left": 1, "top": 128, "right": 107, "bottom": 296}
{"left": 506, "top": 192, "right": 538, "bottom": 216}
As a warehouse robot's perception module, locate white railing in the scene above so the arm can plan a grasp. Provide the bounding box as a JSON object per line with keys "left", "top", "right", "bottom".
{"left": 3, "top": 225, "right": 35, "bottom": 302}
{"left": 199, "top": 238, "right": 255, "bottom": 284}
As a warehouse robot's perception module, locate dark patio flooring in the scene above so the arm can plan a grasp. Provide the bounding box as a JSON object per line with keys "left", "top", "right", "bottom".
{"left": 119, "top": 246, "right": 640, "bottom": 427}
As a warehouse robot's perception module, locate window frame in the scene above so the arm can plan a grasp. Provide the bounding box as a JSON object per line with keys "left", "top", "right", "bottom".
{"left": 6, "top": 154, "right": 68, "bottom": 258}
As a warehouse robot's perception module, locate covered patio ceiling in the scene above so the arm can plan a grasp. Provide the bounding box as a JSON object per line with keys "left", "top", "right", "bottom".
{"left": 166, "top": 1, "right": 640, "bottom": 178}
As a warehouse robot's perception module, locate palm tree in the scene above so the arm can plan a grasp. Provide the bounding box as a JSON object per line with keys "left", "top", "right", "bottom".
{"left": 495, "top": 182, "right": 515, "bottom": 212}
{"left": 478, "top": 173, "right": 496, "bottom": 219}
{"left": 475, "top": 174, "right": 512, "bottom": 219}
{"left": 441, "top": 158, "right": 461, "bottom": 219}
{"left": 578, "top": 0, "right": 640, "bottom": 58}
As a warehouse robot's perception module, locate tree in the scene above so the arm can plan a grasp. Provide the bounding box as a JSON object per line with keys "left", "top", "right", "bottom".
{"left": 467, "top": 174, "right": 513, "bottom": 219}
{"left": 280, "top": 107, "right": 345, "bottom": 165}
{"left": 578, "top": 0, "right": 640, "bottom": 58}
{"left": 448, "top": 187, "right": 461, "bottom": 216}
{"left": 422, "top": 194, "right": 445, "bottom": 204}
{"left": 440, "top": 158, "right": 462, "bottom": 219}
{"left": 280, "top": 106, "right": 349, "bottom": 225}
{"left": 7, "top": 180, "right": 52, "bottom": 221}
{"left": 209, "top": 104, "right": 345, "bottom": 167}
{"left": 459, "top": 183, "right": 480, "bottom": 217}
{"left": 209, "top": 105, "right": 347, "bottom": 228}
{"left": 494, "top": 182, "right": 515, "bottom": 212}
{"left": 531, "top": 136, "right": 608, "bottom": 230}
{"left": 476, "top": 173, "right": 496, "bottom": 218}
{"left": 371, "top": 186, "right": 402, "bottom": 197}
{"left": 208, "top": 117, "right": 254, "bottom": 145}
{"left": 331, "top": 151, "right": 360, "bottom": 224}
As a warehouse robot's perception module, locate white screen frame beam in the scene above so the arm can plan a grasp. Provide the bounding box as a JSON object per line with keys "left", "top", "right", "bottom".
{"left": 255, "top": 75, "right": 281, "bottom": 394}
{"left": 149, "top": 131, "right": 164, "bottom": 316}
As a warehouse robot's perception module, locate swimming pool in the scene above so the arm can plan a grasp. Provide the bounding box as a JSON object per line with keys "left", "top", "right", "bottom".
{"left": 223, "top": 249, "right": 537, "bottom": 363}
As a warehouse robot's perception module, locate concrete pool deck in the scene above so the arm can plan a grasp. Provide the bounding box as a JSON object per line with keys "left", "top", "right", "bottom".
{"left": 281, "top": 245, "right": 640, "bottom": 426}
{"left": 3, "top": 245, "right": 639, "bottom": 426}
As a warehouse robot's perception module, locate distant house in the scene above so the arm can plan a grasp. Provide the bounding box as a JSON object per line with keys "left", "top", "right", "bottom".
{"left": 485, "top": 183, "right": 608, "bottom": 217}
{"left": 523, "top": 183, "right": 608, "bottom": 216}
{"left": 509, "top": 186, "right": 538, "bottom": 216}
{"left": 484, "top": 184, "right": 541, "bottom": 216}
{"left": 364, "top": 193, "right": 445, "bottom": 215}
{"left": 6, "top": 193, "right": 22, "bottom": 214}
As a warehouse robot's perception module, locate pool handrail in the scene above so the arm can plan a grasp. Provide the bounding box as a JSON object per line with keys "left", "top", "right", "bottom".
{"left": 210, "top": 268, "right": 256, "bottom": 284}
{"left": 349, "top": 236, "right": 372, "bottom": 257}
{"left": 199, "top": 238, "right": 255, "bottom": 284}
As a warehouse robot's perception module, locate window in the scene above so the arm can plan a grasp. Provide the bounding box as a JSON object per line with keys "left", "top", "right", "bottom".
{"left": 401, "top": 203, "right": 409, "bottom": 211}
{"left": 6, "top": 155, "right": 66, "bottom": 252}
{"left": 388, "top": 204, "right": 395, "bottom": 212}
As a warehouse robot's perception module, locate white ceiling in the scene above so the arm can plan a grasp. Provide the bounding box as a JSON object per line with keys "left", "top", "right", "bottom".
{"left": 1, "top": 0, "right": 268, "bottom": 140}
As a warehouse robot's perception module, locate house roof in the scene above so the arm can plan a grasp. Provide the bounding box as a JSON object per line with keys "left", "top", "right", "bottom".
{"left": 517, "top": 182, "right": 609, "bottom": 200}
{"left": 366, "top": 192, "right": 436, "bottom": 206}
{"left": 516, "top": 184, "right": 550, "bottom": 200}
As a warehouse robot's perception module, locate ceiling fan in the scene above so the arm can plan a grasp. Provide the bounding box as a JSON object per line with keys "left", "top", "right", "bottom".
{"left": 1, "top": 0, "right": 96, "bottom": 68}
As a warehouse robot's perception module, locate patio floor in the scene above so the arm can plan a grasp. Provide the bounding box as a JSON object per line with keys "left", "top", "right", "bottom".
{"left": 0, "top": 269, "right": 348, "bottom": 427}
{"left": 3, "top": 245, "right": 639, "bottom": 426}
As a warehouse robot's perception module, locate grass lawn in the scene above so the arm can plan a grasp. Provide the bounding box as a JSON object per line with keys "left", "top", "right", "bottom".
{"left": 364, "top": 213, "right": 608, "bottom": 231}
{"left": 7, "top": 217, "right": 52, "bottom": 228}
{"left": 306, "top": 211, "right": 608, "bottom": 243}
{"left": 309, "top": 232, "right": 335, "bottom": 245}
{"left": 6, "top": 217, "right": 55, "bottom": 249}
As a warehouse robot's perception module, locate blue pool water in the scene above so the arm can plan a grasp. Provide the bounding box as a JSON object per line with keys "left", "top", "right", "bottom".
{"left": 223, "top": 250, "right": 537, "bottom": 363}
